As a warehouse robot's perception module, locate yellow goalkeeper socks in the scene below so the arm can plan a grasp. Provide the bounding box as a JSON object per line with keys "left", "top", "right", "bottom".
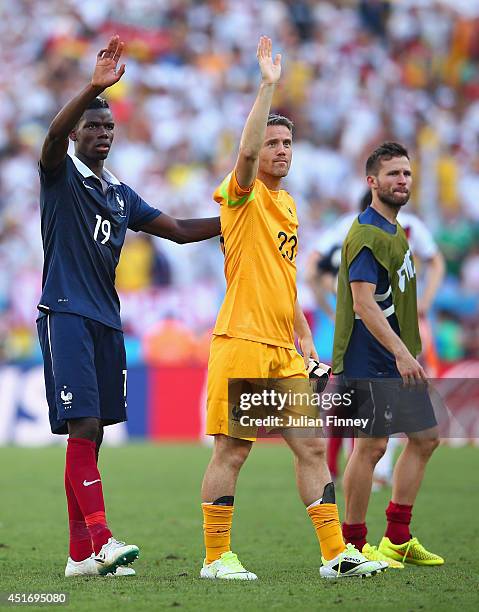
{"left": 202, "top": 503, "right": 234, "bottom": 564}
{"left": 307, "top": 503, "right": 346, "bottom": 561}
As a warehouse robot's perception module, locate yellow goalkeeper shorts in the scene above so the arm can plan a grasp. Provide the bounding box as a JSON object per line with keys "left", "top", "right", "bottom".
{"left": 206, "top": 334, "right": 316, "bottom": 441}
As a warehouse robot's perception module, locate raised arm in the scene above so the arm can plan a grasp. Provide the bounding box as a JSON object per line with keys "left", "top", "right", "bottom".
{"left": 40, "top": 35, "right": 126, "bottom": 171}
{"left": 234, "top": 36, "right": 281, "bottom": 189}
{"left": 139, "top": 213, "right": 221, "bottom": 244}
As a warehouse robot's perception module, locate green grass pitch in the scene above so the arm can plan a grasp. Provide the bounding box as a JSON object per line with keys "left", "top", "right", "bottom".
{"left": 0, "top": 443, "right": 478, "bottom": 611}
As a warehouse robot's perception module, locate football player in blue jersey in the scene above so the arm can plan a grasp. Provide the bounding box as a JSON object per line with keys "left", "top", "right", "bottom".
{"left": 37, "top": 35, "right": 220, "bottom": 577}
{"left": 333, "top": 142, "right": 443, "bottom": 568}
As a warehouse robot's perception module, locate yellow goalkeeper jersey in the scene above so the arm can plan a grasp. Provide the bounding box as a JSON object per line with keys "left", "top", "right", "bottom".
{"left": 213, "top": 171, "right": 298, "bottom": 349}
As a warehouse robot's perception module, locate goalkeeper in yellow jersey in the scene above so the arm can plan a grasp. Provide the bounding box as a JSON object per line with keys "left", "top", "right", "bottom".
{"left": 199, "top": 36, "right": 386, "bottom": 580}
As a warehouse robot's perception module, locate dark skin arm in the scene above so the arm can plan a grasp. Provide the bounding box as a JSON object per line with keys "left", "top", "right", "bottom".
{"left": 41, "top": 36, "right": 219, "bottom": 245}
{"left": 40, "top": 35, "right": 125, "bottom": 171}
{"left": 139, "top": 213, "right": 221, "bottom": 244}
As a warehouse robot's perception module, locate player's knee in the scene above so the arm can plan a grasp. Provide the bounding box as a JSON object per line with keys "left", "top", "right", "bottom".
{"left": 96, "top": 426, "right": 104, "bottom": 449}
{"left": 214, "top": 435, "right": 251, "bottom": 471}
{"left": 410, "top": 436, "right": 439, "bottom": 458}
{"left": 67, "top": 417, "right": 101, "bottom": 441}
{"left": 218, "top": 444, "right": 250, "bottom": 472}
{"left": 229, "top": 447, "right": 251, "bottom": 471}
{"left": 372, "top": 443, "right": 387, "bottom": 465}
{"left": 356, "top": 440, "right": 387, "bottom": 465}
{"left": 295, "top": 438, "right": 327, "bottom": 465}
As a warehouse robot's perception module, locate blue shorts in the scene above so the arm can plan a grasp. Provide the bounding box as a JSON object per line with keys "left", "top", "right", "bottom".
{"left": 338, "top": 376, "right": 437, "bottom": 437}
{"left": 37, "top": 312, "right": 127, "bottom": 435}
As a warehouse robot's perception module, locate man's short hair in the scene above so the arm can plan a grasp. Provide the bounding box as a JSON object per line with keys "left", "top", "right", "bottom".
{"left": 86, "top": 97, "right": 110, "bottom": 111}
{"left": 267, "top": 113, "right": 294, "bottom": 134}
{"left": 365, "top": 142, "right": 409, "bottom": 176}
{"left": 75, "top": 97, "right": 110, "bottom": 128}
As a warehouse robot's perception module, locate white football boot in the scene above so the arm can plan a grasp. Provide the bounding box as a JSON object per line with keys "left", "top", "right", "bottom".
{"left": 65, "top": 554, "right": 136, "bottom": 577}
{"left": 320, "top": 543, "right": 388, "bottom": 578}
{"left": 93, "top": 538, "right": 139, "bottom": 575}
{"left": 200, "top": 551, "right": 257, "bottom": 580}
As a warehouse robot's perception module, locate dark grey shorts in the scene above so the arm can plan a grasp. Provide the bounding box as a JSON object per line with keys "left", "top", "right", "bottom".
{"left": 338, "top": 376, "right": 437, "bottom": 437}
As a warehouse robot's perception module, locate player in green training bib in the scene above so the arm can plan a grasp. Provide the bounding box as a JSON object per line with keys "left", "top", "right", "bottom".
{"left": 332, "top": 142, "right": 444, "bottom": 568}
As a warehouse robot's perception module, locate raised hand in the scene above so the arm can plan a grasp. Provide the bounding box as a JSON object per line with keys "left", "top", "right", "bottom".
{"left": 91, "top": 35, "right": 126, "bottom": 90}
{"left": 257, "top": 36, "right": 281, "bottom": 85}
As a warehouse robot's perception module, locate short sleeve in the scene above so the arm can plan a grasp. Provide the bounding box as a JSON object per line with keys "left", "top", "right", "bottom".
{"left": 213, "top": 171, "right": 256, "bottom": 208}
{"left": 125, "top": 185, "right": 162, "bottom": 231}
{"left": 38, "top": 158, "right": 67, "bottom": 186}
{"left": 349, "top": 247, "right": 379, "bottom": 286}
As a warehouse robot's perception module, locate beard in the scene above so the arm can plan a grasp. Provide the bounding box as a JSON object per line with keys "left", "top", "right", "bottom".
{"left": 270, "top": 162, "right": 290, "bottom": 177}
{"left": 377, "top": 185, "right": 410, "bottom": 208}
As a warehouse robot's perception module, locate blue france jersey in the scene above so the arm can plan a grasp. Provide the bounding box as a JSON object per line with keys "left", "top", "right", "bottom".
{"left": 343, "top": 206, "right": 401, "bottom": 378}
{"left": 38, "top": 154, "right": 161, "bottom": 330}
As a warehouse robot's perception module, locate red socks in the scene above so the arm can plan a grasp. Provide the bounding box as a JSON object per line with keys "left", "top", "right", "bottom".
{"left": 342, "top": 502, "right": 413, "bottom": 550}
{"left": 342, "top": 522, "right": 367, "bottom": 551}
{"left": 385, "top": 501, "right": 412, "bottom": 544}
{"left": 65, "top": 468, "right": 93, "bottom": 561}
{"left": 65, "top": 438, "right": 112, "bottom": 554}
{"left": 327, "top": 438, "right": 343, "bottom": 480}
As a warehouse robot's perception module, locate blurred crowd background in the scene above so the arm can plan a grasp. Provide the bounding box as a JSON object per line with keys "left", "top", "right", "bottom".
{"left": 1, "top": 0, "right": 479, "bottom": 367}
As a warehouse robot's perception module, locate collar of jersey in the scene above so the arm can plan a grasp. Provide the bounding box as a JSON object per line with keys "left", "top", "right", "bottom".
{"left": 69, "top": 153, "right": 121, "bottom": 185}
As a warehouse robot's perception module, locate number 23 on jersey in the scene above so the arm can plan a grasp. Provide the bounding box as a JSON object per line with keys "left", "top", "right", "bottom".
{"left": 277, "top": 231, "right": 297, "bottom": 261}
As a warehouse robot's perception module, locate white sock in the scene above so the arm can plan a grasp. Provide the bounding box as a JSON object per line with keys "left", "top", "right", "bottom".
{"left": 307, "top": 497, "right": 322, "bottom": 509}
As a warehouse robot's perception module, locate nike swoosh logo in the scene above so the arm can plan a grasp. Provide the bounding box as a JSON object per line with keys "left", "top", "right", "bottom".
{"left": 83, "top": 479, "right": 101, "bottom": 487}
{"left": 83, "top": 181, "right": 94, "bottom": 190}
